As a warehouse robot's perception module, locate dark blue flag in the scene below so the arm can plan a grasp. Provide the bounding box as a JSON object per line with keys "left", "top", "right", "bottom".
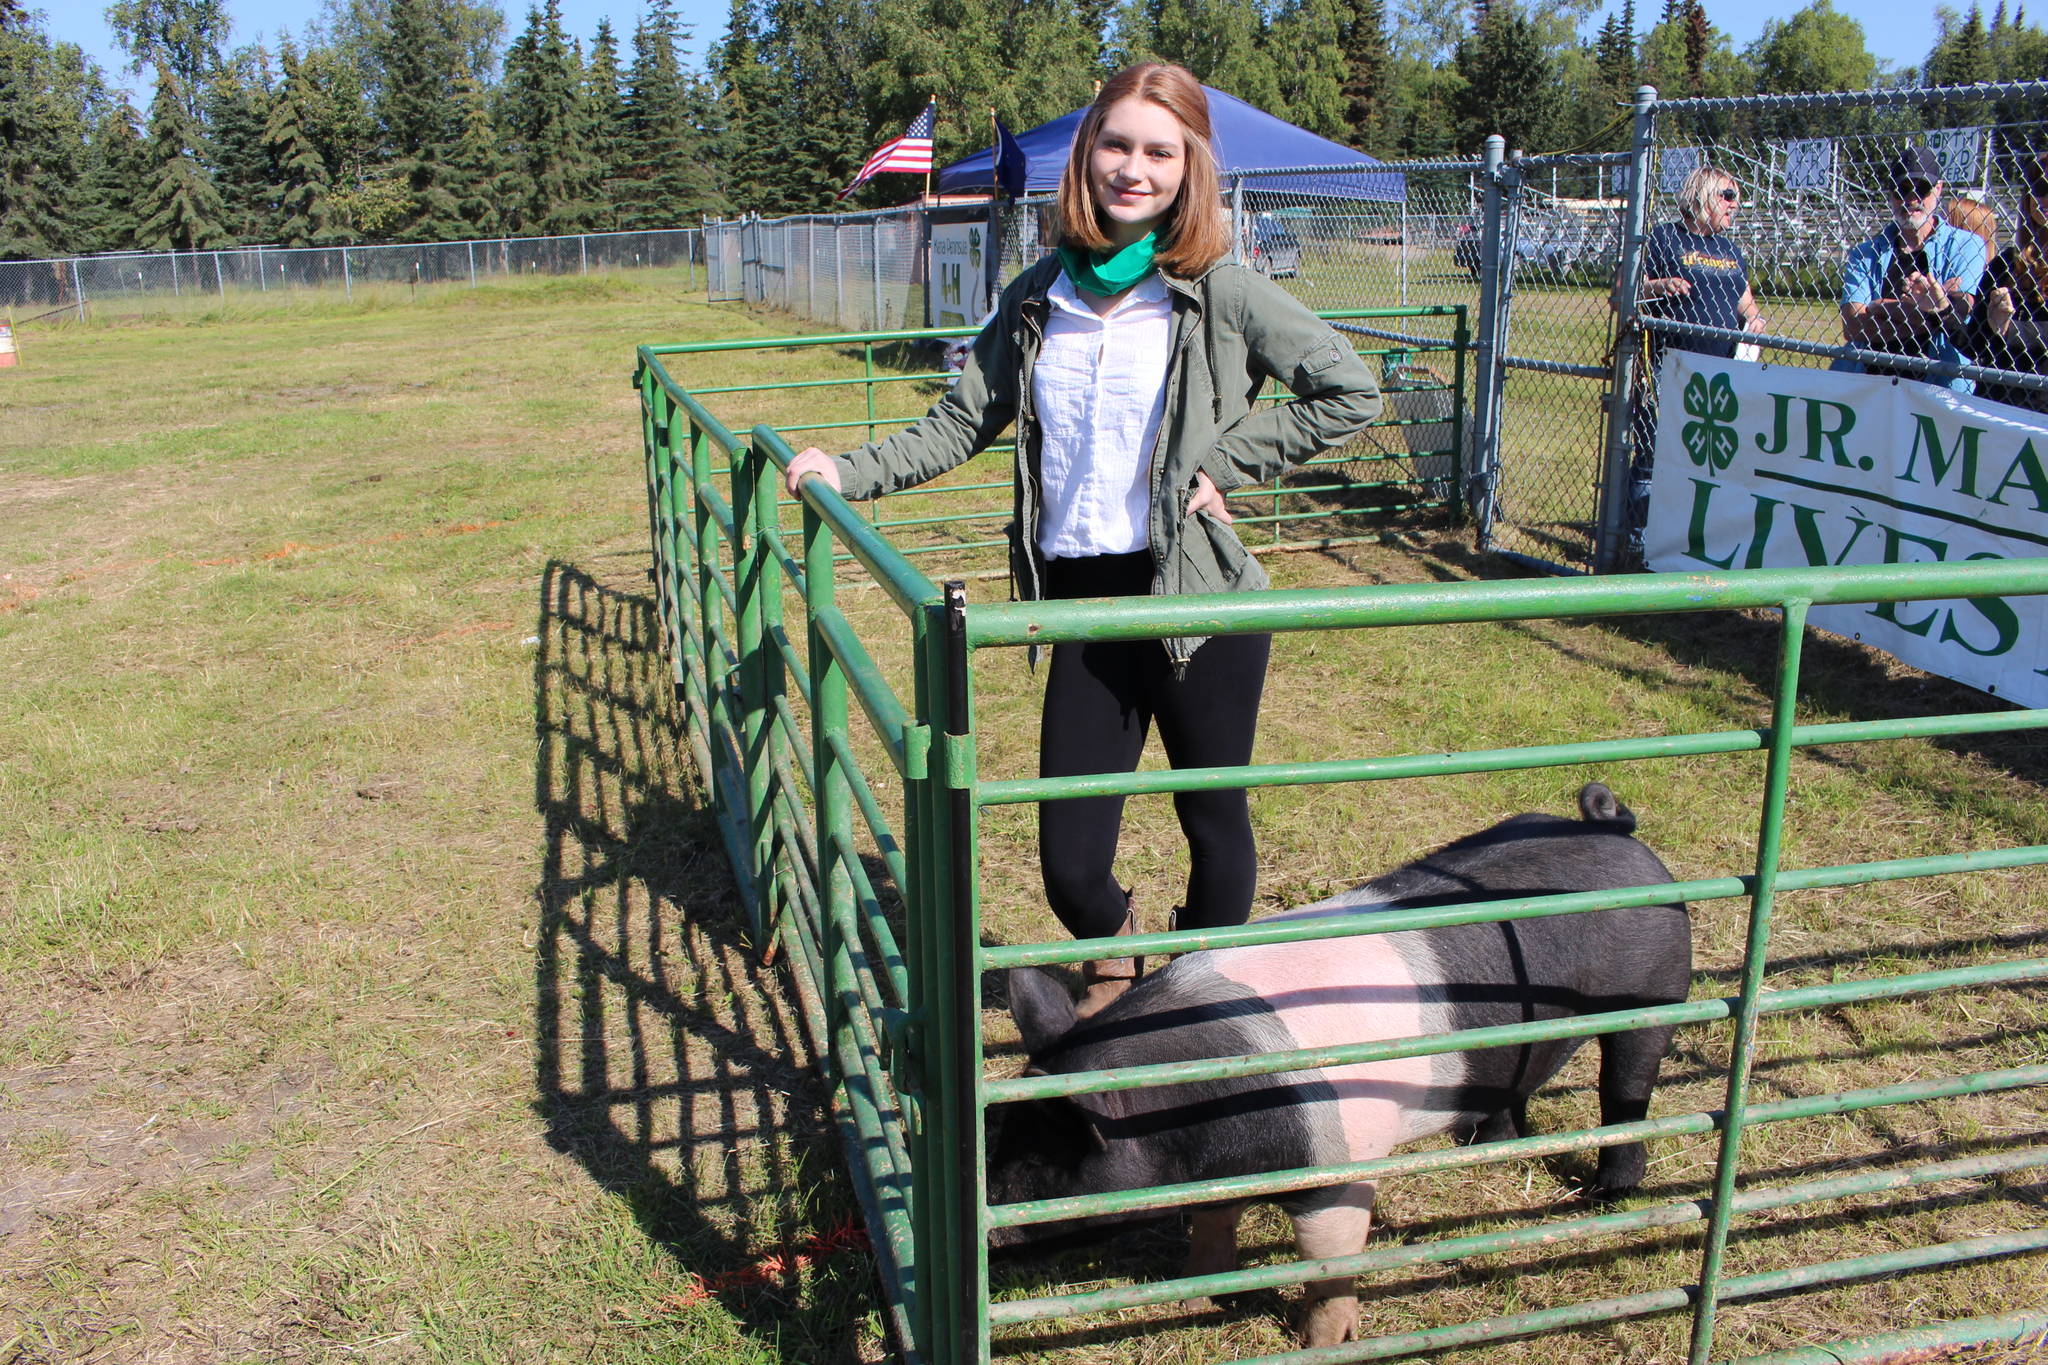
{"left": 993, "top": 114, "right": 1027, "bottom": 199}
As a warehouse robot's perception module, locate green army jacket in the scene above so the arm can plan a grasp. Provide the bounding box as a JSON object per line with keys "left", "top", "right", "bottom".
{"left": 833, "top": 252, "right": 1383, "bottom": 665}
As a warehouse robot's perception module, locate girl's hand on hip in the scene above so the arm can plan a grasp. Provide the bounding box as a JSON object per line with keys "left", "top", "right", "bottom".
{"left": 785, "top": 448, "right": 843, "bottom": 498}
{"left": 1188, "top": 470, "right": 1232, "bottom": 523}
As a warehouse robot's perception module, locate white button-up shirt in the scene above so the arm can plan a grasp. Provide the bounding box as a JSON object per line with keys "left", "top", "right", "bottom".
{"left": 1032, "top": 270, "right": 1174, "bottom": 558}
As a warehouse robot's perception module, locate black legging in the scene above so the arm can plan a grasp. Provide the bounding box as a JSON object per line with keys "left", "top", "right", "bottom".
{"left": 1036, "top": 550, "right": 1271, "bottom": 941}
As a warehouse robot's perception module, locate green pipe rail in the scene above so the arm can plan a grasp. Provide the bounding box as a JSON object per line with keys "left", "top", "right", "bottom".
{"left": 642, "top": 307, "right": 1469, "bottom": 564}
{"left": 633, "top": 321, "right": 2048, "bottom": 1365}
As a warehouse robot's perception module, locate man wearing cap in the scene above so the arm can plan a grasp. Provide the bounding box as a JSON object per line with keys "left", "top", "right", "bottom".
{"left": 1841, "top": 144, "right": 1988, "bottom": 393}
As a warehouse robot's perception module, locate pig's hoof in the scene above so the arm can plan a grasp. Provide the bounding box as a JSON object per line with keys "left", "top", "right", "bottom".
{"left": 1295, "top": 1297, "right": 1358, "bottom": 1348}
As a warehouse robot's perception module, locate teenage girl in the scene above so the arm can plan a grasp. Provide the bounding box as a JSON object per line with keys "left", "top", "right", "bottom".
{"left": 785, "top": 63, "right": 1381, "bottom": 1014}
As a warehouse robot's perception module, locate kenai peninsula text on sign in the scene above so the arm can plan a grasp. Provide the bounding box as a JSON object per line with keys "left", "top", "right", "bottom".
{"left": 1645, "top": 353, "right": 2048, "bottom": 707}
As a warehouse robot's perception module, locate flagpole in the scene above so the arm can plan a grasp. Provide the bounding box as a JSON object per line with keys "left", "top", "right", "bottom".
{"left": 925, "top": 94, "right": 936, "bottom": 204}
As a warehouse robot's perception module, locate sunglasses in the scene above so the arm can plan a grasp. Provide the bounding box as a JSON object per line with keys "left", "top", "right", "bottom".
{"left": 1717, "top": 188, "right": 1739, "bottom": 203}
{"left": 1891, "top": 182, "right": 1937, "bottom": 200}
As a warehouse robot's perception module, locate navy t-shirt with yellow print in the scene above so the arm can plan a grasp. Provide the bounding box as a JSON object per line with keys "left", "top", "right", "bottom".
{"left": 1640, "top": 221, "right": 1750, "bottom": 360}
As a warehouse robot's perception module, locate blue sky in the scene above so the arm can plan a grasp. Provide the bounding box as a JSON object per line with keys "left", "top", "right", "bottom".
{"left": 43, "top": 0, "right": 1942, "bottom": 108}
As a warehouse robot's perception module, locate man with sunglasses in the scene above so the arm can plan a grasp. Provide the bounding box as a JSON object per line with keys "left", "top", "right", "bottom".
{"left": 1840, "top": 144, "right": 1987, "bottom": 393}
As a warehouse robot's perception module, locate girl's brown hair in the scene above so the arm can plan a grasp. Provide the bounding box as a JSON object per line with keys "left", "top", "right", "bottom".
{"left": 1054, "top": 63, "right": 1228, "bottom": 276}
{"left": 1945, "top": 196, "right": 1999, "bottom": 262}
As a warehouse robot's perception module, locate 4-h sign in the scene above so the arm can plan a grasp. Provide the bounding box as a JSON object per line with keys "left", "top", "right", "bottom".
{"left": 1681, "top": 371, "right": 1740, "bottom": 472}
{"left": 928, "top": 223, "right": 988, "bottom": 329}
{"left": 1646, "top": 353, "right": 2048, "bottom": 706}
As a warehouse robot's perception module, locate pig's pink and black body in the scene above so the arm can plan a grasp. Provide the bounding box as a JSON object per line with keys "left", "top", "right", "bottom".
{"left": 989, "top": 783, "right": 1691, "bottom": 1346}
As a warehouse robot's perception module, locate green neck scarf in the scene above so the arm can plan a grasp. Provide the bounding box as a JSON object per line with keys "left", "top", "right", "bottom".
{"left": 1057, "top": 232, "right": 1160, "bottom": 297}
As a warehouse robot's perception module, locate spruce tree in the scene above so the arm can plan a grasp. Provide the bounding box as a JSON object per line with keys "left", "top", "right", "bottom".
{"left": 1337, "top": 0, "right": 1392, "bottom": 148}
{"left": 375, "top": 0, "right": 466, "bottom": 242}
{"left": 1452, "top": 0, "right": 1562, "bottom": 152}
{"left": 586, "top": 18, "right": 630, "bottom": 229}
{"left": 76, "top": 98, "right": 152, "bottom": 254}
{"left": 265, "top": 47, "right": 343, "bottom": 246}
{"left": 137, "top": 66, "right": 226, "bottom": 249}
{"left": 0, "top": 20, "right": 72, "bottom": 259}
{"left": 620, "top": 0, "right": 726, "bottom": 227}
{"left": 500, "top": 0, "right": 604, "bottom": 234}
{"left": 444, "top": 75, "right": 505, "bottom": 237}
{"left": 1927, "top": 3, "right": 1996, "bottom": 83}
{"left": 206, "top": 55, "right": 277, "bottom": 243}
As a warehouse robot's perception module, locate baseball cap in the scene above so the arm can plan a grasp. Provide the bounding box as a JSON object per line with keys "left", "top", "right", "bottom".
{"left": 1883, "top": 145, "right": 1944, "bottom": 192}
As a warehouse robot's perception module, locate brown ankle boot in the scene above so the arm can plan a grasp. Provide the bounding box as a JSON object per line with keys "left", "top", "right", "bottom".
{"left": 1075, "top": 898, "right": 1144, "bottom": 1020}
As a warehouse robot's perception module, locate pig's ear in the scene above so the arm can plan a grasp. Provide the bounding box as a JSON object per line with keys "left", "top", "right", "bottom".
{"left": 1008, "top": 967, "right": 1077, "bottom": 1054}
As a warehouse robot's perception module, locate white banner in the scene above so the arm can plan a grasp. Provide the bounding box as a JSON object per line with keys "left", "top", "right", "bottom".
{"left": 1783, "top": 138, "right": 1835, "bottom": 192}
{"left": 1925, "top": 127, "right": 1985, "bottom": 188}
{"left": 1658, "top": 147, "right": 1700, "bottom": 195}
{"left": 927, "top": 222, "right": 988, "bottom": 329}
{"left": 1646, "top": 353, "right": 2048, "bottom": 707}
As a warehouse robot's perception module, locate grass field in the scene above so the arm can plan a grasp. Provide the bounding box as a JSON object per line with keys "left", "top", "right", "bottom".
{"left": 4, "top": 271, "right": 2045, "bottom": 1365}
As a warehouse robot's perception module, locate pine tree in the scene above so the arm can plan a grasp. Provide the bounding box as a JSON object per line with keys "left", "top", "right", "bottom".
{"left": 265, "top": 46, "right": 343, "bottom": 246}
{"left": 376, "top": 0, "right": 466, "bottom": 241}
{"left": 136, "top": 65, "right": 226, "bottom": 249}
{"left": 76, "top": 97, "right": 152, "bottom": 253}
{"left": 0, "top": 20, "right": 73, "bottom": 259}
{"left": 1682, "top": 0, "right": 1709, "bottom": 93}
{"left": 443, "top": 74, "right": 505, "bottom": 237}
{"left": 206, "top": 54, "right": 276, "bottom": 243}
{"left": 708, "top": 0, "right": 789, "bottom": 211}
{"left": 1336, "top": 0, "right": 1391, "bottom": 148}
{"left": 1453, "top": 0, "right": 1561, "bottom": 152}
{"left": 619, "top": 0, "right": 724, "bottom": 227}
{"left": 500, "top": 0, "right": 605, "bottom": 234}
{"left": 1927, "top": 3, "right": 1996, "bottom": 82}
{"left": 585, "top": 18, "right": 630, "bottom": 229}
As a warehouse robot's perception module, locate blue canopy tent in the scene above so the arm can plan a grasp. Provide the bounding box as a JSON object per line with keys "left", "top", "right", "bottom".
{"left": 935, "top": 85, "right": 1405, "bottom": 202}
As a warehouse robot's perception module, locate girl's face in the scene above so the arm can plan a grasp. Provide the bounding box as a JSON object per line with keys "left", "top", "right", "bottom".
{"left": 1087, "top": 96, "right": 1188, "bottom": 247}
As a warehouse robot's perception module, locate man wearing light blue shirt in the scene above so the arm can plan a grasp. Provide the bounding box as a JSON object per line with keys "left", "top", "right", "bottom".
{"left": 1841, "top": 144, "right": 1988, "bottom": 393}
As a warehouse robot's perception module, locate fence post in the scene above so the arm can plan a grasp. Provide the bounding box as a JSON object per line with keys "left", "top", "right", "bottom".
{"left": 834, "top": 220, "right": 846, "bottom": 327}
{"left": 214, "top": 252, "right": 225, "bottom": 300}
{"left": 343, "top": 247, "right": 353, "bottom": 301}
{"left": 1468, "top": 134, "right": 1508, "bottom": 545}
{"left": 70, "top": 260, "right": 85, "bottom": 321}
{"left": 257, "top": 246, "right": 266, "bottom": 292}
{"left": 467, "top": 240, "right": 476, "bottom": 287}
{"left": 1230, "top": 176, "right": 1244, "bottom": 265}
{"left": 580, "top": 234, "right": 588, "bottom": 274}
{"left": 872, "top": 220, "right": 883, "bottom": 330}
{"left": 1594, "top": 84, "right": 1660, "bottom": 574}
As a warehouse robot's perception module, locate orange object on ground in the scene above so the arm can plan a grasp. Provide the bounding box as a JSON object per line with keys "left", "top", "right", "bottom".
{"left": 0, "top": 322, "right": 16, "bottom": 368}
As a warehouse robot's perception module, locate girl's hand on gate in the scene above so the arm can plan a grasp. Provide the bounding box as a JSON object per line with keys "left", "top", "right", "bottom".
{"left": 1188, "top": 470, "right": 1233, "bottom": 524}
{"left": 785, "top": 448, "right": 843, "bottom": 498}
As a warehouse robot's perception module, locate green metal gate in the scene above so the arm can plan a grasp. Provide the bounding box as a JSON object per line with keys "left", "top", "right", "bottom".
{"left": 635, "top": 321, "right": 2048, "bottom": 1365}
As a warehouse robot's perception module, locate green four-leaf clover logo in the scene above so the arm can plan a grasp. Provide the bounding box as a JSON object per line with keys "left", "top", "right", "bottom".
{"left": 1681, "top": 372, "right": 1740, "bottom": 472}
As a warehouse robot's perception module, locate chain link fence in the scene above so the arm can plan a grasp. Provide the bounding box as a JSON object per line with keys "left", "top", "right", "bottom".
{"left": 1609, "top": 80, "right": 2048, "bottom": 571}
{"left": 0, "top": 226, "right": 708, "bottom": 317}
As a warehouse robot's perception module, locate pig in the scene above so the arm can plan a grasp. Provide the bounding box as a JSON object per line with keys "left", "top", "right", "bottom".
{"left": 987, "top": 782, "right": 1691, "bottom": 1347}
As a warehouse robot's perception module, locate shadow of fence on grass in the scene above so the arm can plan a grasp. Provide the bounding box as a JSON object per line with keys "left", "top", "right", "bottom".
{"left": 529, "top": 556, "right": 877, "bottom": 1363}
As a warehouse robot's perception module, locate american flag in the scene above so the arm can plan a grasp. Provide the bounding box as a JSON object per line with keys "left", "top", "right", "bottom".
{"left": 839, "top": 102, "right": 936, "bottom": 200}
